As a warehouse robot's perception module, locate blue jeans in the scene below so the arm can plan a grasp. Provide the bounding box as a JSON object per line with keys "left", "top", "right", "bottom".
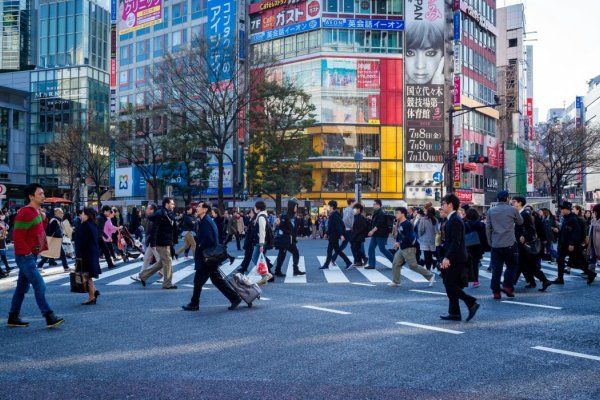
{"left": 332, "top": 229, "right": 351, "bottom": 263}
{"left": 368, "top": 236, "right": 394, "bottom": 267}
{"left": 489, "top": 244, "right": 519, "bottom": 293}
{"left": 10, "top": 254, "right": 52, "bottom": 315}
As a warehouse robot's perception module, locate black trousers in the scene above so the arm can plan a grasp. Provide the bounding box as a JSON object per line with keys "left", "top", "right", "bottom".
{"left": 323, "top": 237, "right": 351, "bottom": 268}
{"left": 442, "top": 267, "right": 476, "bottom": 317}
{"left": 350, "top": 239, "right": 366, "bottom": 264}
{"left": 99, "top": 241, "right": 115, "bottom": 268}
{"left": 557, "top": 244, "right": 591, "bottom": 279}
{"left": 239, "top": 245, "right": 273, "bottom": 273}
{"left": 517, "top": 246, "right": 548, "bottom": 284}
{"left": 423, "top": 250, "right": 435, "bottom": 270}
{"left": 225, "top": 233, "right": 241, "bottom": 250}
{"left": 38, "top": 247, "right": 69, "bottom": 270}
{"left": 275, "top": 243, "right": 300, "bottom": 273}
{"left": 190, "top": 262, "right": 241, "bottom": 306}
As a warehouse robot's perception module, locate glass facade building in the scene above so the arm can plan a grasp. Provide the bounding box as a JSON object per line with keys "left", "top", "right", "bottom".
{"left": 249, "top": 0, "right": 406, "bottom": 204}
{"left": 28, "top": 0, "right": 110, "bottom": 189}
{"left": 0, "top": 0, "right": 33, "bottom": 71}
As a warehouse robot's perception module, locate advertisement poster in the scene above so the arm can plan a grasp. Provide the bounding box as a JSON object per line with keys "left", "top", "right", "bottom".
{"left": 404, "top": 0, "right": 445, "bottom": 172}
{"left": 453, "top": 138, "right": 461, "bottom": 187}
{"left": 485, "top": 135, "right": 499, "bottom": 167}
{"left": 368, "top": 95, "right": 380, "bottom": 124}
{"left": 356, "top": 60, "right": 380, "bottom": 89}
{"left": 456, "top": 188, "right": 473, "bottom": 203}
{"left": 118, "top": 0, "right": 163, "bottom": 34}
{"left": 527, "top": 156, "right": 534, "bottom": 192}
{"left": 250, "top": 0, "right": 320, "bottom": 34}
{"left": 207, "top": 0, "right": 236, "bottom": 83}
{"left": 322, "top": 59, "right": 356, "bottom": 88}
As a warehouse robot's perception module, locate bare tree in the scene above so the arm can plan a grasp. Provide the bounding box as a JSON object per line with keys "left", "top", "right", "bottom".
{"left": 247, "top": 79, "right": 316, "bottom": 213}
{"left": 83, "top": 123, "right": 112, "bottom": 206}
{"left": 149, "top": 39, "right": 272, "bottom": 210}
{"left": 533, "top": 122, "right": 600, "bottom": 204}
{"left": 44, "top": 124, "right": 84, "bottom": 200}
{"left": 111, "top": 105, "right": 167, "bottom": 203}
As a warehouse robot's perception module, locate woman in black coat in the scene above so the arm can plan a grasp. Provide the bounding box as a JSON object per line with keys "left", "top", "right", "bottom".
{"left": 464, "top": 208, "right": 489, "bottom": 288}
{"left": 274, "top": 201, "right": 305, "bottom": 277}
{"left": 211, "top": 208, "right": 226, "bottom": 244}
{"left": 75, "top": 207, "right": 102, "bottom": 305}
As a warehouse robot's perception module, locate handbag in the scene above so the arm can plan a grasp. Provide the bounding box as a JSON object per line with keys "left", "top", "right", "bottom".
{"left": 70, "top": 259, "right": 87, "bottom": 293}
{"left": 40, "top": 236, "right": 62, "bottom": 259}
{"left": 523, "top": 237, "right": 542, "bottom": 256}
{"left": 464, "top": 231, "right": 481, "bottom": 248}
{"left": 256, "top": 253, "right": 268, "bottom": 275}
{"left": 202, "top": 244, "right": 229, "bottom": 265}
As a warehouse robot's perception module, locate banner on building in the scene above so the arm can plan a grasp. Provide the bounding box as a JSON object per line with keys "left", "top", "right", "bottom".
{"left": 250, "top": 0, "right": 320, "bottom": 34}
{"left": 118, "top": 0, "right": 163, "bottom": 34}
{"left": 455, "top": 188, "right": 473, "bottom": 203}
{"left": 207, "top": 0, "right": 237, "bottom": 83}
{"left": 453, "top": 138, "right": 461, "bottom": 187}
{"left": 368, "top": 95, "right": 380, "bottom": 124}
{"left": 527, "top": 156, "right": 534, "bottom": 193}
{"left": 527, "top": 98, "right": 534, "bottom": 140}
{"left": 357, "top": 60, "right": 380, "bottom": 89}
{"left": 404, "top": 0, "right": 445, "bottom": 172}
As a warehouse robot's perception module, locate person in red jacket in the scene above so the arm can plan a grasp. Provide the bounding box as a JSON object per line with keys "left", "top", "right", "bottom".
{"left": 6, "top": 184, "right": 64, "bottom": 328}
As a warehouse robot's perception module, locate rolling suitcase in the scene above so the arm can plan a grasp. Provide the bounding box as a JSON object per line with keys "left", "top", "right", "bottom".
{"left": 220, "top": 269, "right": 261, "bottom": 307}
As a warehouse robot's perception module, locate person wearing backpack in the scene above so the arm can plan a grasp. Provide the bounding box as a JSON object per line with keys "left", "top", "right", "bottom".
{"left": 252, "top": 200, "right": 274, "bottom": 284}
{"left": 273, "top": 200, "right": 305, "bottom": 277}
{"left": 365, "top": 199, "right": 394, "bottom": 269}
{"left": 320, "top": 200, "right": 352, "bottom": 270}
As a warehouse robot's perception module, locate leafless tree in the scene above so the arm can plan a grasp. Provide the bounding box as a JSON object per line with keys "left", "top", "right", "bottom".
{"left": 44, "top": 124, "right": 84, "bottom": 200}
{"left": 533, "top": 121, "right": 600, "bottom": 204}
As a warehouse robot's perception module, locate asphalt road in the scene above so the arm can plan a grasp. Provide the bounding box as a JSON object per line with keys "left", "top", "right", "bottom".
{"left": 1, "top": 238, "right": 599, "bottom": 400}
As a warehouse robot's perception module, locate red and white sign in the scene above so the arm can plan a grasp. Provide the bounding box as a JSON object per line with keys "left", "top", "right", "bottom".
{"left": 455, "top": 188, "right": 473, "bottom": 203}
{"left": 250, "top": 1, "right": 318, "bottom": 33}
{"left": 527, "top": 98, "right": 533, "bottom": 140}
{"left": 357, "top": 60, "right": 380, "bottom": 89}
{"left": 527, "top": 155, "right": 534, "bottom": 192}
{"left": 453, "top": 138, "right": 461, "bottom": 187}
{"left": 453, "top": 75, "right": 461, "bottom": 106}
{"left": 485, "top": 135, "right": 499, "bottom": 167}
{"left": 368, "top": 95, "right": 379, "bottom": 122}
{"left": 110, "top": 59, "right": 117, "bottom": 88}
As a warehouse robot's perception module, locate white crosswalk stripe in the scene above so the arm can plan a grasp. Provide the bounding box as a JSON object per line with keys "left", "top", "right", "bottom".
{"left": 376, "top": 256, "right": 429, "bottom": 283}
{"left": 316, "top": 256, "right": 350, "bottom": 283}
{"left": 284, "top": 256, "right": 307, "bottom": 283}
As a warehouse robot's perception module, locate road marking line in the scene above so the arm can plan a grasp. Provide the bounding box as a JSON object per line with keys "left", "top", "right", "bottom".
{"left": 316, "top": 256, "right": 350, "bottom": 283}
{"left": 410, "top": 289, "right": 446, "bottom": 296}
{"left": 285, "top": 256, "right": 307, "bottom": 284}
{"left": 260, "top": 297, "right": 271, "bottom": 301}
{"left": 532, "top": 346, "right": 600, "bottom": 361}
{"left": 396, "top": 321, "right": 464, "bottom": 335}
{"left": 301, "top": 305, "right": 351, "bottom": 315}
{"left": 351, "top": 282, "right": 376, "bottom": 287}
{"left": 501, "top": 301, "right": 562, "bottom": 310}
{"left": 355, "top": 265, "right": 391, "bottom": 283}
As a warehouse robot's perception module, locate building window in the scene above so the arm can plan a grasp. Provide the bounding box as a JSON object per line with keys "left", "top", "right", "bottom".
{"left": 172, "top": 29, "right": 187, "bottom": 51}
{"left": 136, "top": 39, "right": 150, "bottom": 62}
{"left": 154, "top": 6, "right": 169, "bottom": 31}
{"left": 191, "top": 0, "right": 204, "bottom": 20}
{"left": 508, "top": 38, "right": 517, "bottom": 47}
{"left": 119, "top": 44, "right": 133, "bottom": 64}
{"left": 153, "top": 34, "right": 168, "bottom": 57}
{"left": 172, "top": 1, "right": 188, "bottom": 25}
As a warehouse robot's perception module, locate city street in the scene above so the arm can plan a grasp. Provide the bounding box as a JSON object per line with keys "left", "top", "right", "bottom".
{"left": 1, "top": 238, "right": 599, "bottom": 399}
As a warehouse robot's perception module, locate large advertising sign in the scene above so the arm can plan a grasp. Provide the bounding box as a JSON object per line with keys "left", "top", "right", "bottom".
{"left": 249, "top": 18, "right": 320, "bottom": 44}
{"left": 322, "top": 18, "right": 404, "bottom": 31}
{"left": 527, "top": 97, "right": 534, "bottom": 140}
{"left": 404, "top": 0, "right": 445, "bottom": 172}
{"left": 118, "top": 0, "right": 163, "bottom": 34}
{"left": 357, "top": 60, "right": 380, "bottom": 89}
{"left": 485, "top": 135, "right": 499, "bottom": 167}
{"left": 115, "top": 167, "right": 146, "bottom": 197}
{"left": 527, "top": 156, "right": 534, "bottom": 193}
{"left": 250, "top": 0, "right": 320, "bottom": 34}
{"left": 207, "top": 0, "right": 237, "bottom": 83}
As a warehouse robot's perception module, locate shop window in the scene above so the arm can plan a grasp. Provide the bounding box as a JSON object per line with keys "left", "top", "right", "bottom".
{"left": 508, "top": 38, "right": 517, "bottom": 47}
{"left": 321, "top": 133, "right": 380, "bottom": 158}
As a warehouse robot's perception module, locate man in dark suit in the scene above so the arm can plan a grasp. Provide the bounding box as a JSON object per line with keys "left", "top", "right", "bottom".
{"left": 182, "top": 202, "right": 241, "bottom": 311}
{"left": 439, "top": 194, "right": 480, "bottom": 322}
{"left": 320, "top": 200, "right": 352, "bottom": 270}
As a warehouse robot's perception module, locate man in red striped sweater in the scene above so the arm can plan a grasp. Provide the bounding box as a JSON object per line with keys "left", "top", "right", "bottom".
{"left": 7, "top": 183, "right": 64, "bottom": 328}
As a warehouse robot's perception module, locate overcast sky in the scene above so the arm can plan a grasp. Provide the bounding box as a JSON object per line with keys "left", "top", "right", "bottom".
{"left": 500, "top": 0, "right": 600, "bottom": 121}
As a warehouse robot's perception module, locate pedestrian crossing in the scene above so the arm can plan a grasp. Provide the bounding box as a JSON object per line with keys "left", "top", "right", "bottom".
{"left": 0, "top": 251, "right": 592, "bottom": 289}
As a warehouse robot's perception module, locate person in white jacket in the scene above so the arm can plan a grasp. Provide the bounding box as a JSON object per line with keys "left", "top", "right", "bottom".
{"left": 252, "top": 200, "right": 273, "bottom": 284}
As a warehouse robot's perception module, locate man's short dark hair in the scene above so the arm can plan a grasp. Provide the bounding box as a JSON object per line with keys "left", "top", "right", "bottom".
{"left": 201, "top": 202, "right": 212, "bottom": 213}
{"left": 255, "top": 200, "right": 266, "bottom": 211}
{"left": 442, "top": 194, "right": 460, "bottom": 211}
{"left": 396, "top": 207, "right": 408, "bottom": 216}
{"left": 24, "top": 183, "right": 43, "bottom": 200}
{"left": 328, "top": 200, "right": 338, "bottom": 209}
{"left": 101, "top": 205, "right": 112, "bottom": 213}
{"left": 162, "top": 197, "right": 174, "bottom": 207}
{"left": 353, "top": 203, "right": 363, "bottom": 213}
{"left": 374, "top": 199, "right": 382, "bottom": 207}
{"left": 513, "top": 196, "right": 526, "bottom": 206}
{"left": 347, "top": 198, "right": 355, "bottom": 205}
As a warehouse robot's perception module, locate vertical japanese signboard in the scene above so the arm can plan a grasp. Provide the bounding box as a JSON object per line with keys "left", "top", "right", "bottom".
{"left": 404, "top": 0, "right": 445, "bottom": 172}
{"left": 118, "top": 0, "right": 163, "bottom": 34}
{"left": 207, "top": 0, "right": 236, "bottom": 83}
{"left": 453, "top": 138, "right": 461, "bottom": 188}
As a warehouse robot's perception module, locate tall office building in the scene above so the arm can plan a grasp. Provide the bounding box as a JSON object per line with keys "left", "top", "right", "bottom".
{"left": 28, "top": 0, "right": 111, "bottom": 190}
{"left": 0, "top": 0, "right": 34, "bottom": 71}
{"left": 249, "top": 0, "right": 405, "bottom": 205}
{"left": 450, "top": 0, "right": 499, "bottom": 207}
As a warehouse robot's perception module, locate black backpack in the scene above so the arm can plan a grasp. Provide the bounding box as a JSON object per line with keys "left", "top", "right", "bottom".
{"left": 385, "top": 213, "right": 395, "bottom": 234}
{"left": 258, "top": 214, "right": 274, "bottom": 249}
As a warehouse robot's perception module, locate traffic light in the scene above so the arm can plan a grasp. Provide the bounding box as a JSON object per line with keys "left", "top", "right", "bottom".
{"left": 434, "top": 190, "right": 440, "bottom": 201}
{"left": 467, "top": 154, "right": 489, "bottom": 163}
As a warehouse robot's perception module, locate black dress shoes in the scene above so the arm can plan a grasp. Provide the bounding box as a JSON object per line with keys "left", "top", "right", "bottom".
{"left": 274, "top": 272, "right": 286, "bottom": 278}
{"left": 228, "top": 299, "right": 242, "bottom": 310}
{"left": 440, "top": 314, "right": 462, "bottom": 321}
{"left": 466, "top": 303, "right": 480, "bottom": 322}
{"left": 539, "top": 281, "right": 552, "bottom": 292}
{"left": 182, "top": 303, "right": 199, "bottom": 311}
{"left": 293, "top": 270, "right": 306, "bottom": 276}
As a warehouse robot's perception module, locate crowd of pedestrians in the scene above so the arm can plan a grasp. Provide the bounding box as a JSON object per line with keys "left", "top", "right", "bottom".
{"left": 5, "top": 183, "right": 600, "bottom": 328}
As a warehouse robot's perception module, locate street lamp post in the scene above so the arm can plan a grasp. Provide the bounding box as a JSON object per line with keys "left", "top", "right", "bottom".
{"left": 354, "top": 150, "right": 363, "bottom": 203}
